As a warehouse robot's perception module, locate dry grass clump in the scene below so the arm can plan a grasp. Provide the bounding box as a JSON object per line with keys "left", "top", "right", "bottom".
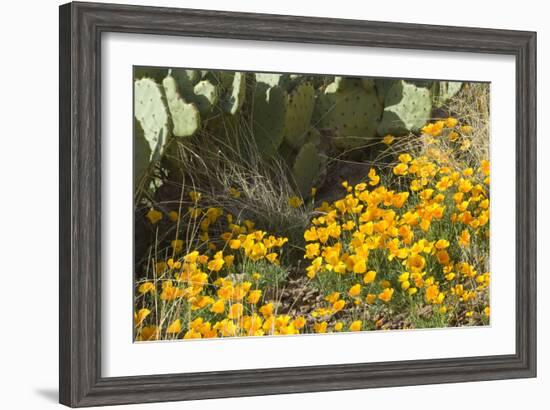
{"left": 443, "top": 83, "right": 490, "bottom": 160}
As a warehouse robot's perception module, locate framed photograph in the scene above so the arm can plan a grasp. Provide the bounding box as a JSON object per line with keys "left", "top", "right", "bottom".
{"left": 59, "top": 1, "right": 536, "bottom": 407}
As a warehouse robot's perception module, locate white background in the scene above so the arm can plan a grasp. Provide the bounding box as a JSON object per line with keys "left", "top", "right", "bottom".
{"left": 0, "top": 0, "right": 547, "bottom": 409}
{"left": 103, "top": 33, "right": 516, "bottom": 376}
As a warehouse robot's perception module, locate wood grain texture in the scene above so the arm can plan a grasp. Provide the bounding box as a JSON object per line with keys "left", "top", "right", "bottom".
{"left": 59, "top": 1, "right": 537, "bottom": 407}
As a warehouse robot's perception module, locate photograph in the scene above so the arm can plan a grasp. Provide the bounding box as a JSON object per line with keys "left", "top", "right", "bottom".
{"left": 133, "top": 68, "right": 491, "bottom": 341}
{"left": 0, "top": 0, "right": 542, "bottom": 407}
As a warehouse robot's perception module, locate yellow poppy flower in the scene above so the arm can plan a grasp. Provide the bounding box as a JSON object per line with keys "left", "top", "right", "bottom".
{"left": 353, "top": 258, "right": 367, "bottom": 274}
{"left": 363, "top": 270, "right": 377, "bottom": 284}
{"left": 189, "top": 191, "right": 201, "bottom": 202}
{"left": 445, "top": 117, "right": 458, "bottom": 127}
{"left": 460, "top": 125, "right": 473, "bottom": 134}
{"left": 407, "top": 254, "right": 426, "bottom": 273}
{"left": 348, "top": 284, "right": 361, "bottom": 297}
{"left": 305, "top": 243, "right": 320, "bottom": 259}
{"left": 288, "top": 196, "right": 303, "bottom": 208}
{"left": 325, "top": 292, "right": 340, "bottom": 303}
{"left": 292, "top": 316, "right": 306, "bottom": 329}
{"left": 368, "top": 168, "right": 380, "bottom": 186}
{"left": 134, "top": 308, "right": 151, "bottom": 326}
{"left": 210, "top": 299, "right": 225, "bottom": 314}
{"left": 393, "top": 163, "right": 408, "bottom": 176}
{"left": 138, "top": 282, "right": 155, "bottom": 294}
{"left": 207, "top": 258, "right": 225, "bottom": 272}
{"left": 137, "top": 326, "right": 159, "bottom": 341}
{"left": 425, "top": 285, "right": 442, "bottom": 304}
{"left": 167, "top": 258, "right": 181, "bottom": 270}
{"left": 332, "top": 299, "right": 346, "bottom": 312}
{"left": 166, "top": 319, "right": 182, "bottom": 334}
{"left": 436, "top": 250, "right": 451, "bottom": 265}
{"left": 259, "top": 303, "right": 274, "bottom": 317}
{"left": 247, "top": 290, "right": 262, "bottom": 304}
{"left": 378, "top": 288, "right": 394, "bottom": 302}
{"left": 183, "top": 329, "right": 202, "bottom": 339}
{"left": 349, "top": 320, "right": 362, "bottom": 332}
{"left": 265, "top": 253, "right": 278, "bottom": 264}
{"left": 435, "top": 239, "right": 450, "bottom": 250}
{"left": 229, "top": 239, "right": 241, "bottom": 249}
{"left": 146, "top": 209, "right": 163, "bottom": 224}
{"left": 229, "top": 187, "right": 241, "bottom": 198}
{"left": 227, "top": 303, "right": 244, "bottom": 319}
{"left": 314, "top": 321, "right": 328, "bottom": 333}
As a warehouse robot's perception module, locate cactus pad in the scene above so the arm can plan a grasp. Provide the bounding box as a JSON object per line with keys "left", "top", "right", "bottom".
{"left": 313, "top": 78, "right": 382, "bottom": 148}
{"left": 304, "top": 128, "right": 322, "bottom": 147}
{"left": 361, "top": 78, "right": 375, "bottom": 92}
{"left": 171, "top": 68, "right": 200, "bottom": 93}
{"left": 162, "top": 75, "right": 201, "bottom": 137}
{"left": 377, "top": 80, "right": 432, "bottom": 136}
{"left": 431, "top": 81, "right": 463, "bottom": 107}
{"left": 374, "top": 79, "right": 396, "bottom": 105}
{"left": 134, "top": 77, "right": 169, "bottom": 155}
{"left": 193, "top": 80, "right": 219, "bottom": 116}
{"left": 252, "top": 84, "right": 287, "bottom": 156}
{"left": 255, "top": 73, "right": 289, "bottom": 88}
{"left": 283, "top": 82, "right": 315, "bottom": 148}
{"left": 292, "top": 142, "right": 320, "bottom": 197}
{"left": 224, "top": 72, "right": 247, "bottom": 115}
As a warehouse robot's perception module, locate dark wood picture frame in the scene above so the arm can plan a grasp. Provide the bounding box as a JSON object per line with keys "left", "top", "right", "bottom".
{"left": 59, "top": 1, "right": 537, "bottom": 407}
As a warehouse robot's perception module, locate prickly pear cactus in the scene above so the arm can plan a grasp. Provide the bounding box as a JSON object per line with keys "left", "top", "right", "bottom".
{"left": 304, "top": 128, "right": 322, "bottom": 147}
{"left": 292, "top": 142, "right": 320, "bottom": 197}
{"left": 162, "top": 75, "right": 201, "bottom": 137}
{"left": 193, "top": 80, "right": 219, "bottom": 116}
{"left": 374, "top": 79, "right": 396, "bottom": 105}
{"left": 313, "top": 78, "right": 382, "bottom": 149}
{"left": 331, "top": 76, "right": 374, "bottom": 93}
{"left": 252, "top": 84, "right": 287, "bottom": 156}
{"left": 255, "top": 73, "right": 289, "bottom": 88}
{"left": 431, "top": 81, "right": 463, "bottom": 108}
{"left": 330, "top": 76, "right": 346, "bottom": 92}
{"left": 283, "top": 82, "right": 315, "bottom": 148}
{"left": 134, "top": 67, "right": 168, "bottom": 83}
{"left": 171, "top": 68, "right": 200, "bottom": 93}
{"left": 224, "top": 72, "right": 247, "bottom": 115}
{"left": 377, "top": 80, "right": 432, "bottom": 136}
{"left": 168, "top": 68, "right": 219, "bottom": 117}
{"left": 361, "top": 78, "right": 376, "bottom": 92}
{"left": 134, "top": 77, "right": 169, "bottom": 156}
